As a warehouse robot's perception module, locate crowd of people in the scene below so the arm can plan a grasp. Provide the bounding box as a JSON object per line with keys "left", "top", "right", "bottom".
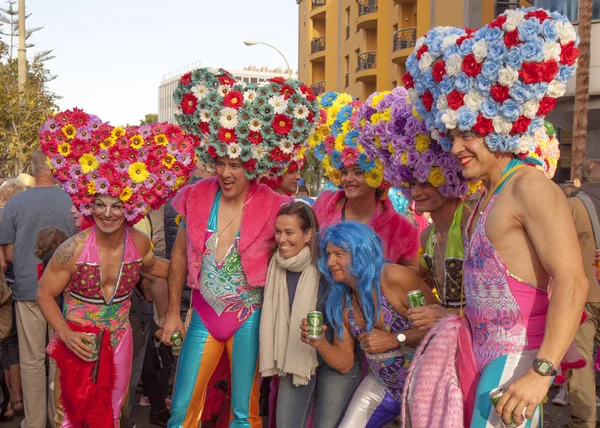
{"left": 0, "top": 5, "right": 597, "bottom": 428}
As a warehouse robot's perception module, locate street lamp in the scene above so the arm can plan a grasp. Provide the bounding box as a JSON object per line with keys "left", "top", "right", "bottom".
{"left": 243, "top": 40, "right": 292, "bottom": 79}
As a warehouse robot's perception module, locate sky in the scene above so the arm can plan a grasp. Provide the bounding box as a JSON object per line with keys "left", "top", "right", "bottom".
{"left": 14, "top": 0, "right": 300, "bottom": 125}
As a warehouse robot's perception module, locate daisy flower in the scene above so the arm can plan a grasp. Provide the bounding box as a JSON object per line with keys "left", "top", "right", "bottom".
{"left": 130, "top": 135, "right": 144, "bottom": 149}
{"left": 224, "top": 90, "right": 244, "bottom": 109}
{"left": 249, "top": 118, "right": 262, "bottom": 132}
{"left": 95, "top": 178, "right": 110, "bottom": 195}
{"left": 120, "top": 186, "right": 133, "bottom": 202}
{"left": 62, "top": 124, "right": 77, "bottom": 140}
{"left": 272, "top": 114, "right": 293, "bottom": 135}
{"left": 58, "top": 142, "right": 71, "bottom": 157}
{"left": 154, "top": 134, "right": 168, "bottom": 146}
{"left": 50, "top": 155, "right": 66, "bottom": 170}
{"left": 218, "top": 85, "right": 231, "bottom": 97}
{"left": 191, "top": 83, "right": 209, "bottom": 100}
{"left": 79, "top": 154, "right": 99, "bottom": 174}
{"left": 279, "top": 139, "right": 295, "bottom": 155}
{"left": 268, "top": 95, "right": 288, "bottom": 114}
{"left": 244, "top": 89, "right": 257, "bottom": 102}
{"left": 162, "top": 171, "right": 177, "bottom": 188}
{"left": 128, "top": 162, "right": 150, "bottom": 183}
{"left": 227, "top": 143, "right": 242, "bottom": 159}
{"left": 162, "top": 154, "right": 176, "bottom": 169}
{"left": 219, "top": 108, "right": 239, "bottom": 129}
{"left": 251, "top": 144, "right": 267, "bottom": 160}
{"left": 294, "top": 105, "right": 309, "bottom": 119}
{"left": 111, "top": 126, "right": 126, "bottom": 140}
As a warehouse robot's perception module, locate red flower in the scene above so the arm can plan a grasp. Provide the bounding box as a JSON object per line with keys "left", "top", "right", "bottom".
{"left": 511, "top": 116, "right": 532, "bottom": 134}
{"left": 248, "top": 131, "right": 263, "bottom": 145}
{"left": 270, "top": 147, "right": 291, "bottom": 162}
{"left": 472, "top": 115, "right": 494, "bottom": 136}
{"left": 280, "top": 84, "right": 294, "bottom": 100}
{"left": 181, "top": 93, "right": 198, "bottom": 114}
{"left": 519, "top": 62, "right": 542, "bottom": 84}
{"left": 488, "top": 15, "right": 507, "bottom": 29}
{"left": 447, "top": 90, "right": 465, "bottom": 110}
{"left": 456, "top": 34, "right": 471, "bottom": 46}
{"left": 490, "top": 84, "right": 510, "bottom": 103}
{"left": 243, "top": 159, "right": 257, "bottom": 171}
{"left": 537, "top": 97, "right": 557, "bottom": 115}
{"left": 223, "top": 90, "right": 244, "bottom": 109}
{"left": 272, "top": 114, "right": 293, "bottom": 135}
{"left": 421, "top": 91, "right": 434, "bottom": 112}
{"left": 180, "top": 72, "right": 192, "bottom": 85}
{"left": 218, "top": 75, "right": 235, "bottom": 86}
{"left": 299, "top": 84, "right": 316, "bottom": 102}
{"left": 70, "top": 139, "right": 91, "bottom": 158}
{"left": 199, "top": 122, "right": 210, "bottom": 134}
{"left": 415, "top": 45, "right": 428, "bottom": 60}
{"left": 432, "top": 61, "right": 446, "bottom": 83}
{"left": 68, "top": 108, "right": 91, "bottom": 127}
{"left": 461, "top": 54, "right": 482, "bottom": 77}
{"left": 541, "top": 60, "right": 559, "bottom": 83}
{"left": 402, "top": 72, "right": 414, "bottom": 89}
{"left": 504, "top": 30, "right": 520, "bottom": 48}
{"left": 526, "top": 10, "right": 550, "bottom": 22}
{"left": 560, "top": 41, "right": 580, "bottom": 66}
{"left": 218, "top": 127, "right": 238, "bottom": 144}
{"left": 269, "top": 77, "right": 286, "bottom": 84}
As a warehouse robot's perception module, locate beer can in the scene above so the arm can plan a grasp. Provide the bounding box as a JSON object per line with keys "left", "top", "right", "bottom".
{"left": 171, "top": 330, "right": 183, "bottom": 356}
{"left": 407, "top": 290, "right": 426, "bottom": 309}
{"left": 83, "top": 333, "right": 98, "bottom": 362}
{"left": 489, "top": 388, "right": 519, "bottom": 428}
{"left": 307, "top": 311, "right": 323, "bottom": 340}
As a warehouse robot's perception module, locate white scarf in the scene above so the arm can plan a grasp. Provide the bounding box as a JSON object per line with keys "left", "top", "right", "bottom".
{"left": 259, "top": 246, "right": 319, "bottom": 386}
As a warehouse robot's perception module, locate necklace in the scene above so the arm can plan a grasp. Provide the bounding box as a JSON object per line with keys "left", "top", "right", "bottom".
{"left": 217, "top": 194, "right": 254, "bottom": 238}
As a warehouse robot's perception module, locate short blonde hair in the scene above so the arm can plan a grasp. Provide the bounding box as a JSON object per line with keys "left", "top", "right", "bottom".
{"left": 0, "top": 179, "right": 26, "bottom": 204}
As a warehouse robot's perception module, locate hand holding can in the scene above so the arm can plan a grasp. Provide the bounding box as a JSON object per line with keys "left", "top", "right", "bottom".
{"left": 171, "top": 330, "right": 183, "bottom": 356}
{"left": 406, "top": 289, "right": 426, "bottom": 309}
{"left": 307, "top": 311, "right": 323, "bottom": 340}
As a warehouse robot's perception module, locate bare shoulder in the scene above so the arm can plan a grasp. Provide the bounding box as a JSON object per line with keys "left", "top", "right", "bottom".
{"left": 53, "top": 228, "right": 91, "bottom": 266}
{"left": 512, "top": 167, "right": 562, "bottom": 200}
{"left": 382, "top": 263, "right": 418, "bottom": 291}
{"left": 128, "top": 227, "right": 152, "bottom": 256}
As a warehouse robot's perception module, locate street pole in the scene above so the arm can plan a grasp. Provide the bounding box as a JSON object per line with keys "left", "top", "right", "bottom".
{"left": 571, "top": 0, "right": 592, "bottom": 181}
{"left": 17, "top": 0, "right": 26, "bottom": 173}
{"left": 243, "top": 41, "right": 292, "bottom": 79}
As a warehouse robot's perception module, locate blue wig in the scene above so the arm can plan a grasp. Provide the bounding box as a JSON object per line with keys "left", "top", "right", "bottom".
{"left": 319, "top": 222, "right": 385, "bottom": 339}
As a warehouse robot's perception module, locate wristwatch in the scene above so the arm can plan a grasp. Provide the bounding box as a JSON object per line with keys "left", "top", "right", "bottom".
{"left": 397, "top": 333, "right": 407, "bottom": 349}
{"left": 533, "top": 358, "right": 558, "bottom": 376}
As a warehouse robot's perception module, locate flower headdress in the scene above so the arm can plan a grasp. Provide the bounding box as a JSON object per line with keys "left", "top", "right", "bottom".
{"left": 261, "top": 147, "right": 306, "bottom": 190}
{"left": 308, "top": 91, "right": 389, "bottom": 190}
{"left": 404, "top": 7, "right": 579, "bottom": 154}
{"left": 173, "top": 68, "right": 320, "bottom": 179}
{"left": 354, "top": 87, "right": 479, "bottom": 199}
{"left": 522, "top": 121, "right": 560, "bottom": 178}
{"left": 40, "top": 108, "right": 198, "bottom": 225}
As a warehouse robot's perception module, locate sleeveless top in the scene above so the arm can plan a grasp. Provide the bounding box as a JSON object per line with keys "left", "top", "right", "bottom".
{"left": 421, "top": 203, "right": 465, "bottom": 309}
{"left": 348, "top": 293, "right": 412, "bottom": 402}
{"left": 62, "top": 227, "right": 142, "bottom": 346}
{"left": 464, "top": 160, "right": 549, "bottom": 372}
{"left": 192, "top": 189, "right": 263, "bottom": 341}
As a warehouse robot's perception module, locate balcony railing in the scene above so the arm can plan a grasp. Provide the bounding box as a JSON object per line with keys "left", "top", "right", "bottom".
{"left": 345, "top": 72, "right": 349, "bottom": 88}
{"left": 358, "top": 0, "right": 377, "bottom": 16}
{"left": 312, "top": 0, "right": 326, "bottom": 8}
{"left": 393, "top": 27, "right": 417, "bottom": 51}
{"left": 311, "top": 36, "right": 326, "bottom": 54}
{"left": 494, "top": 0, "right": 520, "bottom": 16}
{"left": 310, "top": 81, "right": 326, "bottom": 95}
{"left": 356, "top": 51, "right": 376, "bottom": 72}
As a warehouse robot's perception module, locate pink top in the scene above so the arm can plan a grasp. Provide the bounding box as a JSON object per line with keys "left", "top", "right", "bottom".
{"left": 313, "top": 190, "right": 420, "bottom": 263}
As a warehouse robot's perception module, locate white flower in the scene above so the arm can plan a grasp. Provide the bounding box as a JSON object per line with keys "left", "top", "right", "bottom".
{"left": 218, "top": 85, "right": 231, "bottom": 97}
{"left": 219, "top": 108, "right": 239, "bottom": 129}
{"left": 207, "top": 67, "right": 220, "bottom": 74}
{"left": 518, "top": 135, "right": 534, "bottom": 153}
{"left": 441, "top": 109, "right": 458, "bottom": 129}
{"left": 173, "top": 103, "right": 182, "bottom": 116}
{"left": 548, "top": 81, "right": 566, "bottom": 98}
{"left": 502, "top": 10, "right": 525, "bottom": 32}
{"left": 431, "top": 129, "right": 441, "bottom": 141}
{"left": 493, "top": 116, "right": 512, "bottom": 135}
{"left": 249, "top": 118, "right": 263, "bottom": 132}
{"left": 441, "top": 34, "right": 460, "bottom": 51}
{"left": 257, "top": 80, "right": 270, "bottom": 87}
{"left": 191, "top": 83, "right": 209, "bottom": 100}
{"left": 279, "top": 139, "right": 294, "bottom": 154}
{"left": 297, "top": 88, "right": 307, "bottom": 99}
{"left": 244, "top": 89, "right": 257, "bottom": 102}
{"left": 472, "top": 39, "right": 488, "bottom": 63}
{"left": 414, "top": 37, "right": 425, "bottom": 52}
{"left": 294, "top": 105, "right": 309, "bottom": 119}
{"left": 251, "top": 144, "right": 267, "bottom": 160}
{"left": 227, "top": 143, "right": 242, "bottom": 159}
{"left": 556, "top": 21, "right": 577, "bottom": 43}
{"left": 498, "top": 66, "right": 519, "bottom": 87}
{"left": 199, "top": 109, "right": 211, "bottom": 123}
{"left": 544, "top": 42, "right": 562, "bottom": 62}
{"left": 268, "top": 95, "right": 289, "bottom": 114}
{"left": 522, "top": 100, "right": 540, "bottom": 119}
{"left": 408, "top": 88, "right": 419, "bottom": 102}
{"left": 437, "top": 94, "right": 449, "bottom": 110}
{"left": 418, "top": 52, "right": 434, "bottom": 72}
{"left": 464, "top": 91, "right": 483, "bottom": 111}
{"left": 445, "top": 54, "right": 462, "bottom": 77}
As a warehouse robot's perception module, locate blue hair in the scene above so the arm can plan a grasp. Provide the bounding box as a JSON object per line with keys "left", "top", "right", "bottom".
{"left": 319, "top": 222, "right": 385, "bottom": 339}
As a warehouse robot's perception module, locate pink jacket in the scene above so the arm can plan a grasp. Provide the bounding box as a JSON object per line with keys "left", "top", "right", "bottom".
{"left": 313, "top": 190, "right": 420, "bottom": 263}
{"left": 171, "top": 177, "right": 289, "bottom": 288}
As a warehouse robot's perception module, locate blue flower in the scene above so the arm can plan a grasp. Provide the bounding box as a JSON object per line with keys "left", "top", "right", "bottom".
{"left": 504, "top": 135, "right": 521, "bottom": 151}
{"left": 406, "top": 55, "right": 418, "bottom": 73}
{"left": 459, "top": 38, "right": 475, "bottom": 56}
{"left": 522, "top": 40, "right": 544, "bottom": 62}
{"left": 500, "top": 100, "right": 522, "bottom": 122}
{"left": 504, "top": 47, "right": 524, "bottom": 69}
{"left": 423, "top": 71, "right": 435, "bottom": 89}
{"left": 330, "top": 151, "right": 343, "bottom": 170}
{"left": 427, "top": 114, "right": 437, "bottom": 130}
{"left": 431, "top": 85, "right": 442, "bottom": 99}
{"left": 529, "top": 117, "right": 545, "bottom": 133}
{"left": 484, "top": 27, "right": 503, "bottom": 43}
{"left": 557, "top": 64, "right": 576, "bottom": 83}
{"left": 518, "top": 19, "right": 540, "bottom": 42}
{"left": 487, "top": 40, "right": 507, "bottom": 61}
{"left": 531, "top": 82, "right": 549, "bottom": 101}
{"left": 443, "top": 44, "right": 460, "bottom": 60}
{"left": 414, "top": 79, "right": 426, "bottom": 95}
{"left": 482, "top": 60, "right": 501, "bottom": 82}
{"left": 344, "top": 130, "right": 359, "bottom": 147}
{"left": 314, "top": 145, "right": 327, "bottom": 161}
{"left": 320, "top": 91, "right": 338, "bottom": 108}
{"left": 457, "top": 107, "right": 477, "bottom": 131}
{"left": 541, "top": 20, "right": 559, "bottom": 41}
{"left": 439, "top": 76, "right": 454, "bottom": 95}
{"left": 455, "top": 72, "right": 473, "bottom": 93}
{"left": 331, "top": 119, "right": 344, "bottom": 136}
{"left": 439, "top": 136, "right": 452, "bottom": 152}
{"left": 358, "top": 153, "right": 376, "bottom": 172}
{"left": 476, "top": 75, "right": 492, "bottom": 93}
{"left": 509, "top": 81, "right": 534, "bottom": 104}
{"left": 486, "top": 133, "right": 506, "bottom": 152}
{"left": 480, "top": 99, "right": 499, "bottom": 118}
{"left": 429, "top": 37, "right": 443, "bottom": 57}
{"left": 337, "top": 105, "right": 354, "bottom": 122}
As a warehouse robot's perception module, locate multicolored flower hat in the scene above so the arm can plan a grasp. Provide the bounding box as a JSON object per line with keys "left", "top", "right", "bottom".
{"left": 308, "top": 91, "right": 389, "bottom": 190}
{"left": 173, "top": 68, "right": 320, "bottom": 179}
{"left": 354, "top": 87, "right": 479, "bottom": 199}
{"left": 40, "top": 108, "right": 198, "bottom": 225}
{"left": 261, "top": 146, "right": 306, "bottom": 190}
{"left": 522, "top": 121, "right": 560, "bottom": 178}
{"left": 404, "top": 7, "right": 579, "bottom": 154}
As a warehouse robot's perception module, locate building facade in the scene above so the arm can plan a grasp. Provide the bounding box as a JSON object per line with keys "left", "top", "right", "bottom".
{"left": 158, "top": 62, "right": 298, "bottom": 124}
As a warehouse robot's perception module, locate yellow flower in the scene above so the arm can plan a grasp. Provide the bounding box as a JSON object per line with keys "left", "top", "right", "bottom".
{"left": 328, "top": 169, "right": 342, "bottom": 187}
{"left": 154, "top": 134, "right": 168, "bottom": 146}
{"left": 79, "top": 153, "right": 99, "bottom": 173}
{"left": 412, "top": 106, "right": 422, "bottom": 120}
{"left": 58, "top": 142, "right": 71, "bottom": 156}
{"left": 370, "top": 93, "right": 385, "bottom": 108}
{"left": 357, "top": 144, "right": 365, "bottom": 154}
{"left": 130, "top": 135, "right": 144, "bottom": 149}
{"left": 401, "top": 151, "right": 408, "bottom": 165}
{"left": 128, "top": 162, "right": 150, "bottom": 183}
{"left": 162, "top": 154, "right": 176, "bottom": 168}
{"left": 415, "top": 134, "right": 431, "bottom": 153}
{"left": 62, "top": 124, "right": 77, "bottom": 140}
{"left": 365, "top": 168, "right": 383, "bottom": 188}
{"left": 335, "top": 134, "right": 345, "bottom": 151}
{"left": 175, "top": 176, "right": 187, "bottom": 188}
{"left": 381, "top": 109, "right": 392, "bottom": 122}
{"left": 360, "top": 118, "right": 366, "bottom": 128}
{"left": 322, "top": 155, "right": 334, "bottom": 172}
{"left": 337, "top": 93, "right": 353, "bottom": 105}
{"left": 308, "top": 133, "right": 320, "bottom": 148}
{"left": 111, "top": 126, "right": 126, "bottom": 140}
{"left": 120, "top": 186, "right": 133, "bottom": 202}
{"left": 387, "top": 142, "right": 395, "bottom": 156}
{"left": 370, "top": 113, "right": 382, "bottom": 124}
{"left": 468, "top": 180, "right": 482, "bottom": 195}
{"left": 374, "top": 135, "right": 381, "bottom": 148}
{"left": 429, "top": 167, "right": 446, "bottom": 187}
{"left": 87, "top": 181, "right": 96, "bottom": 196}
{"left": 341, "top": 121, "right": 351, "bottom": 133}
{"left": 100, "top": 137, "right": 116, "bottom": 149}
{"left": 175, "top": 214, "right": 182, "bottom": 225}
